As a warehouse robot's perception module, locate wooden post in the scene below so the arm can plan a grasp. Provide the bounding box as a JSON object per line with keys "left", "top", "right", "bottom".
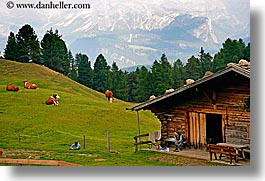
{"left": 224, "top": 107, "right": 229, "bottom": 143}
{"left": 107, "top": 131, "right": 110, "bottom": 152}
{"left": 18, "top": 134, "right": 21, "bottom": 145}
{"left": 134, "top": 136, "right": 138, "bottom": 152}
{"left": 83, "top": 135, "right": 86, "bottom": 149}
{"left": 213, "top": 90, "right": 217, "bottom": 110}
{"left": 136, "top": 111, "right": 141, "bottom": 149}
{"left": 137, "top": 111, "right": 141, "bottom": 135}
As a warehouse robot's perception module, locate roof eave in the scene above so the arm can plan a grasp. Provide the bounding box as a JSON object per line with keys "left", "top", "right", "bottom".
{"left": 126, "top": 65, "right": 250, "bottom": 111}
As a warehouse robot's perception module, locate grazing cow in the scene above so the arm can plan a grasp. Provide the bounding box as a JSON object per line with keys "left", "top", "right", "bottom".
{"left": 105, "top": 90, "right": 114, "bottom": 103}
{"left": 6, "top": 84, "right": 19, "bottom": 91}
{"left": 45, "top": 94, "right": 60, "bottom": 106}
{"left": 24, "top": 80, "right": 37, "bottom": 89}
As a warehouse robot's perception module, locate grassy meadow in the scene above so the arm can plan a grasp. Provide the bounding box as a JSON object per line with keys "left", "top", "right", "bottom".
{"left": 0, "top": 59, "right": 222, "bottom": 166}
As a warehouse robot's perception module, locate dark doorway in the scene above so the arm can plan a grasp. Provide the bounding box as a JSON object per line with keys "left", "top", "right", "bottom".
{"left": 206, "top": 114, "right": 222, "bottom": 144}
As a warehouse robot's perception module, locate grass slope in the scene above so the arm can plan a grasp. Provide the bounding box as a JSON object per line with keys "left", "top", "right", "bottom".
{"left": 0, "top": 59, "right": 222, "bottom": 166}
{"left": 0, "top": 59, "right": 166, "bottom": 165}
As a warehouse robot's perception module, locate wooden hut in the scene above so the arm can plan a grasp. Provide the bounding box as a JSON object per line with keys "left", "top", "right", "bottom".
{"left": 127, "top": 64, "right": 250, "bottom": 149}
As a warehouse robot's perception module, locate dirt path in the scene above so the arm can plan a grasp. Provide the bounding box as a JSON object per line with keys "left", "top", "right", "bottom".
{"left": 0, "top": 158, "right": 80, "bottom": 166}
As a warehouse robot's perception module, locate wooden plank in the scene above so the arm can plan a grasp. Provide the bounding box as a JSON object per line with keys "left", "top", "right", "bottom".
{"left": 222, "top": 115, "right": 226, "bottom": 142}
{"left": 196, "top": 112, "right": 200, "bottom": 148}
{"left": 134, "top": 133, "right": 149, "bottom": 138}
{"left": 186, "top": 108, "right": 250, "bottom": 115}
{"left": 184, "top": 112, "right": 189, "bottom": 142}
{"left": 189, "top": 112, "right": 194, "bottom": 147}
{"left": 213, "top": 90, "right": 217, "bottom": 110}
{"left": 192, "top": 112, "right": 196, "bottom": 148}
{"left": 202, "top": 114, "right": 206, "bottom": 144}
{"left": 199, "top": 113, "right": 204, "bottom": 145}
{"left": 247, "top": 124, "right": 250, "bottom": 139}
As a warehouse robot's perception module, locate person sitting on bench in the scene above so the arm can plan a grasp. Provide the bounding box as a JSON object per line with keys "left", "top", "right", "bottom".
{"left": 174, "top": 131, "right": 184, "bottom": 152}
{"left": 69, "top": 141, "right": 81, "bottom": 150}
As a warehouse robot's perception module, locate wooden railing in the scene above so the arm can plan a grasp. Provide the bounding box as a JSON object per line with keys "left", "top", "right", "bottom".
{"left": 133, "top": 133, "right": 160, "bottom": 152}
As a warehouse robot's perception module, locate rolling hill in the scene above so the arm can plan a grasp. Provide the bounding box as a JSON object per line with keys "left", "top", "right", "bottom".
{"left": 0, "top": 58, "right": 162, "bottom": 165}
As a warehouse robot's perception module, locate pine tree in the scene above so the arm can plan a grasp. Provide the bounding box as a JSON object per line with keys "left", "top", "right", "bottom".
{"left": 41, "top": 29, "right": 68, "bottom": 74}
{"left": 172, "top": 59, "right": 185, "bottom": 88}
{"left": 127, "top": 71, "right": 137, "bottom": 102}
{"left": 132, "top": 66, "right": 152, "bottom": 102}
{"left": 213, "top": 38, "right": 246, "bottom": 71}
{"left": 116, "top": 70, "right": 129, "bottom": 101}
{"left": 62, "top": 50, "right": 71, "bottom": 76}
{"left": 198, "top": 47, "right": 213, "bottom": 73}
{"left": 185, "top": 55, "right": 202, "bottom": 80}
{"left": 110, "top": 62, "right": 119, "bottom": 92}
{"left": 109, "top": 62, "right": 129, "bottom": 100}
{"left": 151, "top": 54, "right": 173, "bottom": 96}
{"left": 4, "top": 32, "right": 18, "bottom": 61}
{"left": 76, "top": 53, "right": 93, "bottom": 87}
{"left": 243, "top": 43, "right": 250, "bottom": 61}
{"left": 16, "top": 24, "right": 41, "bottom": 63}
{"left": 160, "top": 54, "right": 173, "bottom": 88}
{"left": 92, "top": 54, "right": 110, "bottom": 92}
{"left": 68, "top": 50, "right": 78, "bottom": 81}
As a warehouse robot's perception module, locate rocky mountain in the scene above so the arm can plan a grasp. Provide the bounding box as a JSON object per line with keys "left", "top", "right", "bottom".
{"left": 0, "top": 0, "right": 250, "bottom": 68}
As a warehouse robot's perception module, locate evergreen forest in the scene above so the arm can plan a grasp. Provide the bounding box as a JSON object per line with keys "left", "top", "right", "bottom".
{"left": 3, "top": 24, "right": 250, "bottom": 103}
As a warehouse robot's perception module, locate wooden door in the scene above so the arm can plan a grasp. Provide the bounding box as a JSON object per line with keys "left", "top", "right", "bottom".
{"left": 188, "top": 112, "right": 206, "bottom": 148}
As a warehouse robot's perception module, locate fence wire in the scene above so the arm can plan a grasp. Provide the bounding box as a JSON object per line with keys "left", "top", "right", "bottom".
{"left": 15, "top": 130, "right": 111, "bottom": 151}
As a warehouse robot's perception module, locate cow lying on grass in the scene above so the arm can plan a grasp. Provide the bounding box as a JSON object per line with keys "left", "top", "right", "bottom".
{"left": 6, "top": 84, "right": 19, "bottom": 91}
{"left": 24, "top": 80, "right": 37, "bottom": 89}
{"left": 45, "top": 94, "right": 60, "bottom": 106}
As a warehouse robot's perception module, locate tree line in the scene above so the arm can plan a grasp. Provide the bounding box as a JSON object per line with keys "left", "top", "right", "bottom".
{"left": 4, "top": 24, "right": 250, "bottom": 103}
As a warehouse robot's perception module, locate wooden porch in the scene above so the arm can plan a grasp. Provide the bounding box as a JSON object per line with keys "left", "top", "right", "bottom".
{"left": 141, "top": 147, "right": 250, "bottom": 166}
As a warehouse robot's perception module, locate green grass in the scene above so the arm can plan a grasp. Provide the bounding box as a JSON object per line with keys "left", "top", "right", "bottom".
{"left": 0, "top": 59, "right": 223, "bottom": 166}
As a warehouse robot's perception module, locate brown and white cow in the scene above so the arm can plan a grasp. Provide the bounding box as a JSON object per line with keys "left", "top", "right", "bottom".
{"left": 6, "top": 84, "right": 19, "bottom": 91}
{"left": 105, "top": 90, "right": 114, "bottom": 103}
{"left": 45, "top": 94, "right": 60, "bottom": 106}
{"left": 24, "top": 80, "right": 37, "bottom": 89}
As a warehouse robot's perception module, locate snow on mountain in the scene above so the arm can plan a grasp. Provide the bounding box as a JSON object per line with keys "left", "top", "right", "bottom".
{"left": 0, "top": 0, "right": 249, "bottom": 68}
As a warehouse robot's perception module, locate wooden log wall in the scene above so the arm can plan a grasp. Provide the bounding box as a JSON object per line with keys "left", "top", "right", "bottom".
{"left": 151, "top": 78, "right": 250, "bottom": 147}
{"left": 217, "top": 82, "right": 250, "bottom": 146}
{"left": 154, "top": 111, "right": 185, "bottom": 140}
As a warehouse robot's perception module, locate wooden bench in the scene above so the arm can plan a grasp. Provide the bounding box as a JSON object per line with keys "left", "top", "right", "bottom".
{"left": 133, "top": 133, "right": 161, "bottom": 152}
{"left": 217, "top": 143, "right": 249, "bottom": 159}
{"left": 205, "top": 144, "right": 240, "bottom": 164}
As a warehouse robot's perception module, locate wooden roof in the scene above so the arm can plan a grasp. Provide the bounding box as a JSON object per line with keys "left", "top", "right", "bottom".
{"left": 126, "top": 64, "right": 250, "bottom": 111}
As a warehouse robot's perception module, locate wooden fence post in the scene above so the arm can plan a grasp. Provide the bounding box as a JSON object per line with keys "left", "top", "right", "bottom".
{"left": 83, "top": 135, "right": 86, "bottom": 149}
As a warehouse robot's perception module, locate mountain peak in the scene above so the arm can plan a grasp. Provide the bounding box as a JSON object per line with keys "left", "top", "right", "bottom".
{"left": 0, "top": 0, "right": 249, "bottom": 68}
